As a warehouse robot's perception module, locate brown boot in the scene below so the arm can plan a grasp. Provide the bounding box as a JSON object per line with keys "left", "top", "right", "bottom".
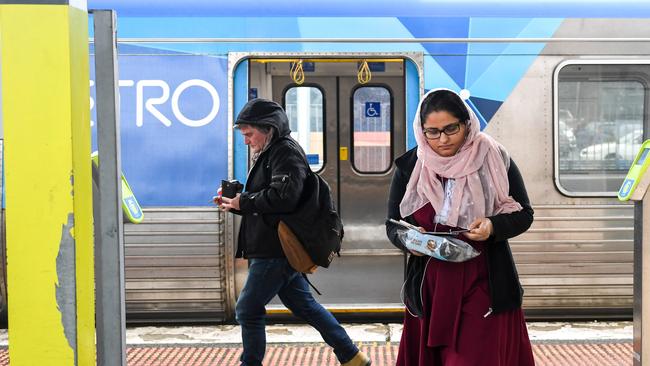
{"left": 342, "top": 351, "right": 371, "bottom": 366}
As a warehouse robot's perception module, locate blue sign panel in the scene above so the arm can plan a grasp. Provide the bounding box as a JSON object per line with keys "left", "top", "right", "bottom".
{"left": 90, "top": 55, "right": 228, "bottom": 206}
{"left": 124, "top": 196, "right": 143, "bottom": 220}
{"left": 287, "top": 61, "right": 315, "bottom": 72}
{"left": 619, "top": 178, "right": 634, "bottom": 198}
{"left": 637, "top": 148, "right": 650, "bottom": 166}
{"left": 365, "top": 102, "right": 381, "bottom": 118}
{"left": 367, "top": 62, "right": 385, "bottom": 72}
{"left": 306, "top": 154, "right": 319, "bottom": 165}
{"left": 302, "top": 62, "right": 316, "bottom": 72}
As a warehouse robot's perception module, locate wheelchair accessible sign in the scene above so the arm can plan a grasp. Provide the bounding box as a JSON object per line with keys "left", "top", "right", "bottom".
{"left": 365, "top": 102, "right": 381, "bottom": 118}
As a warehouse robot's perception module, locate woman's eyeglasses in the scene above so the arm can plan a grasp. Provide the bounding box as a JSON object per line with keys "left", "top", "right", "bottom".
{"left": 423, "top": 122, "right": 462, "bottom": 140}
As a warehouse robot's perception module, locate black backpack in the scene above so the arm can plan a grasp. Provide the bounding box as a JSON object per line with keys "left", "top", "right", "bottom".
{"left": 280, "top": 171, "right": 343, "bottom": 268}
{"left": 265, "top": 140, "right": 343, "bottom": 294}
{"left": 269, "top": 138, "right": 343, "bottom": 268}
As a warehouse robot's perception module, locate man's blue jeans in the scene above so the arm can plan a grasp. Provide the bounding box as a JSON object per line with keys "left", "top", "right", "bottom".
{"left": 235, "top": 258, "right": 359, "bottom": 366}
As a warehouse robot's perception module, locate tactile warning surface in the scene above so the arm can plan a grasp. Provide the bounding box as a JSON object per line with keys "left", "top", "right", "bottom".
{"left": 0, "top": 342, "right": 634, "bottom": 365}
{"left": 533, "top": 342, "right": 633, "bottom": 366}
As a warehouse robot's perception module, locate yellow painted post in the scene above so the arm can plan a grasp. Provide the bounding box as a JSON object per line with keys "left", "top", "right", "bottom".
{"left": 0, "top": 1, "right": 95, "bottom": 365}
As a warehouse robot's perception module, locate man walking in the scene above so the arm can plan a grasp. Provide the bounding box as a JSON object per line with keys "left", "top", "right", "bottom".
{"left": 219, "top": 98, "right": 371, "bottom": 366}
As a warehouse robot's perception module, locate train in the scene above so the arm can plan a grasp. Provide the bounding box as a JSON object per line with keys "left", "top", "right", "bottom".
{"left": 3, "top": 0, "right": 650, "bottom": 323}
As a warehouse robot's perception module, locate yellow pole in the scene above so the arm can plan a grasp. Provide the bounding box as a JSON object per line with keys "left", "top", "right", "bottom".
{"left": 0, "top": 2, "right": 94, "bottom": 365}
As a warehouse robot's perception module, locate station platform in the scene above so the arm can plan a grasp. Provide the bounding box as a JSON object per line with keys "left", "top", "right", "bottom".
{"left": 0, "top": 321, "right": 634, "bottom": 365}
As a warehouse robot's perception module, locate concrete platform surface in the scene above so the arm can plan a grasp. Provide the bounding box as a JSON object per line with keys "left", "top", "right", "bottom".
{"left": 119, "top": 321, "right": 632, "bottom": 345}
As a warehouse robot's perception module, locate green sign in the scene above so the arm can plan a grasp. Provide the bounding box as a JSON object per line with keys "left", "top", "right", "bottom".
{"left": 91, "top": 152, "right": 144, "bottom": 223}
{"left": 618, "top": 139, "right": 650, "bottom": 201}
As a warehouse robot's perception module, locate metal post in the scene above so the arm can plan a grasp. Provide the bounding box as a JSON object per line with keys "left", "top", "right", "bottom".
{"left": 633, "top": 115, "right": 650, "bottom": 365}
{"left": 92, "top": 9, "right": 127, "bottom": 366}
{"left": 634, "top": 201, "right": 642, "bottom": 365}
{"left": 634, "top": 181, "right": 650, "bottom": 365}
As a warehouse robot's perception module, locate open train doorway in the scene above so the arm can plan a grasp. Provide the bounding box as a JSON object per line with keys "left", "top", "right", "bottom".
{"left": 245, "top": 56, "right": 410, "bottom": 313}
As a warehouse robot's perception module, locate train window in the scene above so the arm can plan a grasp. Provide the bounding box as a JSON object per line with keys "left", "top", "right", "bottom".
{"left": 284, "top": 86, "right": 324, "bottom": 172}
{"left": 556, "top": 64, "right": 647, "bottom": 195}
{"left": 352, "top": 86, "right": 392, "bottom": 173}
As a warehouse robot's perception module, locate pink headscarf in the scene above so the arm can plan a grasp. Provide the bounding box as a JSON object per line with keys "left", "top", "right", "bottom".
{"left": 399, "top": 89, "right": 522, "bottom": 229}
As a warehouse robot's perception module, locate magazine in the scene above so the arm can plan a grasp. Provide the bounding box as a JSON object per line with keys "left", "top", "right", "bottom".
{"left": 388, "top": 218, "right": 469, "bottom": 236}
{"left": 389, "top": 219, "right": 479, "bottom": 262}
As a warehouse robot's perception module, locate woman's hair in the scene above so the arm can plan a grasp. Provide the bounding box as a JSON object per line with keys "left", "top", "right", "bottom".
{"left": 419, "top": 90, "right": 470, "bottom": 126}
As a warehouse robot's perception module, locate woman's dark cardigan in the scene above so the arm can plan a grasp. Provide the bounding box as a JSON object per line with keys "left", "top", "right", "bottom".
{"left": 386, "top": 148, "right": 534, "bottom": 315}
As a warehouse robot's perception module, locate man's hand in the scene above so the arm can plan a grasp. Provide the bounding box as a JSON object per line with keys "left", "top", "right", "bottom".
{"left": 212, "top": 187, "right": 223, "bottom": 205}
{"left": 220, "top": 193, "right": 241, "bottom": 211}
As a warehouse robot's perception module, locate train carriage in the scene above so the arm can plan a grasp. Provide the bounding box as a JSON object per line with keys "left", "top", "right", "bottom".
{"left": 3, "top": 0, "right": 650, "bottom": 323}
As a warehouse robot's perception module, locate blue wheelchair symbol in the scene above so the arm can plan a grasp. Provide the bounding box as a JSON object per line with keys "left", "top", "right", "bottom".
{"left": 365, "top": 102, "right": 381, "bottom": 118}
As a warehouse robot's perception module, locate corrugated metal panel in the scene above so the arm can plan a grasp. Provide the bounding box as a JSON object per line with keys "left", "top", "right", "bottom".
{"left": 123, "top": 207, "right": 226, "bottom": 322}
{"left": 515, "top": 204, "right": 634, "bottom": 313}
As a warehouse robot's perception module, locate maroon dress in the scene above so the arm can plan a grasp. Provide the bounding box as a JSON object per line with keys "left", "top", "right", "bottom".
{"left": 396, "top": 203, "right": 535, "bottom": 366}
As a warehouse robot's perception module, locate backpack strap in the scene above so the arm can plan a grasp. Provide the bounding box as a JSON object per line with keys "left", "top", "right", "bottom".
{"left": 302, "top": 273, "right": 322, "bottom": 295}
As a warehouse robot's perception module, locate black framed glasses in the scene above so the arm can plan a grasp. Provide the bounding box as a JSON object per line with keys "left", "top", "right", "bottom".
{"left": 423, "top": 122, "right": 462, "bottom": 140}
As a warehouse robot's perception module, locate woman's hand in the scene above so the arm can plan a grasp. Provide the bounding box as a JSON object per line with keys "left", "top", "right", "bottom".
{"left": 465, "top": 217, "right": 493, "bottom": 241}
{"left": 220, "top": 193, "right": 241, "bottom": 211}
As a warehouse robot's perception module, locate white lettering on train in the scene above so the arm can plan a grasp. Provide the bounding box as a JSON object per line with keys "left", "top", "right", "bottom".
{"left": 136, "top": 80, "right": 172, "bottom": 127}
{"left": 89, "top": 79, "right": 220, "bottom": 128}
{"left": 171, "top": 79, "right": 220, "bottom": 128}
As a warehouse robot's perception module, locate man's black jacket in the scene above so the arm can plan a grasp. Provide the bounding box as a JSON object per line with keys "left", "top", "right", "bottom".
{"left": 385, "top": 148, "right": 534, "bottom": 314}
{"left": 234, "top": 101, "right": 311, "bottom": 259}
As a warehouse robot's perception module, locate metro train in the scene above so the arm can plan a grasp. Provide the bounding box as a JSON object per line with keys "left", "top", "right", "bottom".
{"left": 3, "top": 0, "right": 650, "bottom": 323}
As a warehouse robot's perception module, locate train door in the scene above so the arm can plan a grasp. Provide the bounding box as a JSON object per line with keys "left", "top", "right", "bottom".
{"left": 259, "top": 59, "right": 407, "bottom": 309}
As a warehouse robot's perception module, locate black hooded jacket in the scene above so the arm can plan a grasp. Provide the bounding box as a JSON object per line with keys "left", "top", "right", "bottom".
{"left": 234, "top": 99, "right": 311, "bottom": 258}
